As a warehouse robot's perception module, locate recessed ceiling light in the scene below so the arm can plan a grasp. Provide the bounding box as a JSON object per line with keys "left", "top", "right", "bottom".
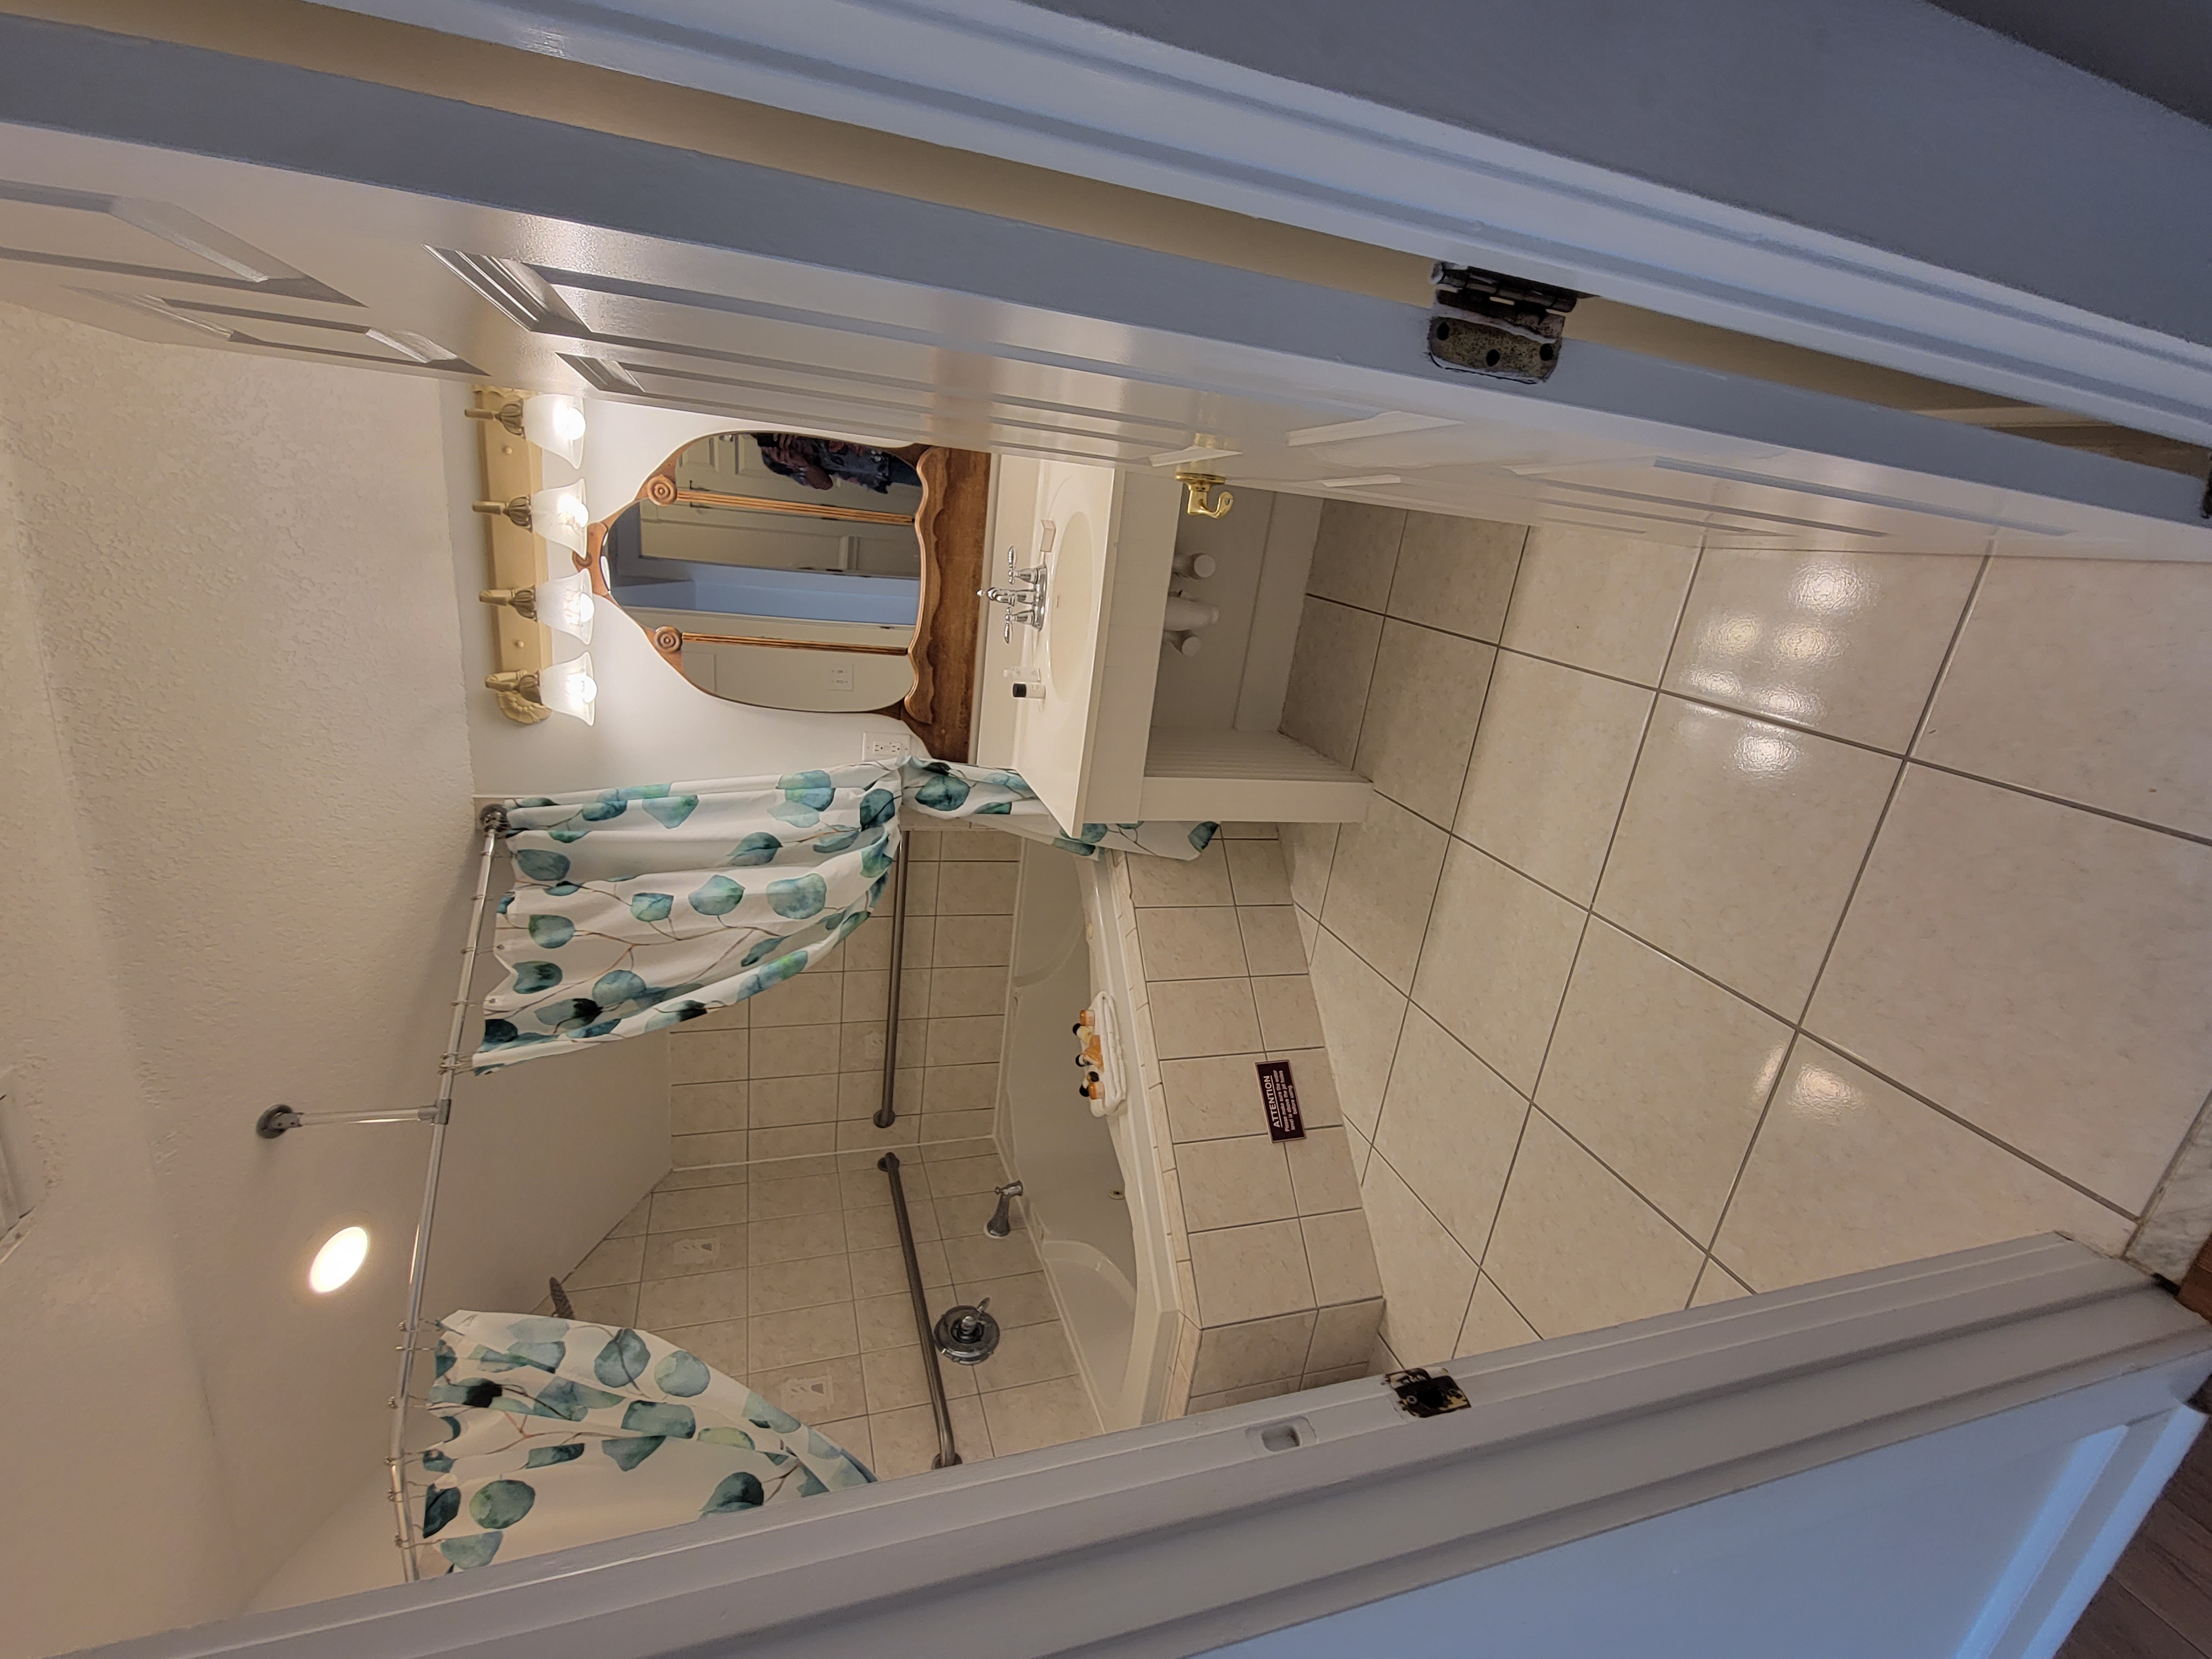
{"left": 309, "top": 1225, "right": 370, "bottom": 1294}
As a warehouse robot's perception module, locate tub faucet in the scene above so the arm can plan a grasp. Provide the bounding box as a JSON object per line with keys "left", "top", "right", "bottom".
{"left": 986, "top": 1180, "right": 1024, "bottom": 1238}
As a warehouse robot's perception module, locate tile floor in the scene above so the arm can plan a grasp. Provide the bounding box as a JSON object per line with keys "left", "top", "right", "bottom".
{"left": 1282, "top": 504, "right": 2212, "bottom": 1368}
{"left": 558, "top": 1139, "right": 1099, "bottom": 1480}
{"left": 554, "top": 825, "right": 1100, "bottom": 1483}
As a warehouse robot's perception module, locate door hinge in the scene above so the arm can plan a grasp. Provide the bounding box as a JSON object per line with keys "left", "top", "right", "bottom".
{"left": 1428, "top": 262, "right": 1582, "bottom": 384}
{"left": 1386, "top": 1366, "right": 1471, "bottom": 1418}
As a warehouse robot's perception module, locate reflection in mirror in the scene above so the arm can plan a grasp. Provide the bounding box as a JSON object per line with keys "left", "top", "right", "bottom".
{"left": 602, "top": 432, "right": 926, "bottom": 715}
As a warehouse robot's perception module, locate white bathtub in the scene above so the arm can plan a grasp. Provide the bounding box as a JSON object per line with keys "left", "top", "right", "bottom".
{"left": 994, "top": 842, "right": 1180, "bottom": 1430}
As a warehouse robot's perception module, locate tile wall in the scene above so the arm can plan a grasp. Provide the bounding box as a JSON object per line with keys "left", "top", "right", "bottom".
{"left": 1103, "top": 832, "right": 1384, "bottom": 1414}
{"left": 550, "top": 826, "right": 1099, "bottom": 1479}
{"left": 1280, "top": 503, "right": 2212, "bottom": 1367}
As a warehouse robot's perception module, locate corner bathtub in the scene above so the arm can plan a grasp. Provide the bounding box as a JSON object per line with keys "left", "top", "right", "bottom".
{"left": 994, "top": 842, "right": 1180, "bottom": 1430}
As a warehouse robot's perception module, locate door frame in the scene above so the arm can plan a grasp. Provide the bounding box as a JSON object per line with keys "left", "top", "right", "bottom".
{"left": 310, "top": 0, "right": 2212, "bottom": 447}
{"left": 94, "top": 1237, "right": 2212, "bottom": 1659}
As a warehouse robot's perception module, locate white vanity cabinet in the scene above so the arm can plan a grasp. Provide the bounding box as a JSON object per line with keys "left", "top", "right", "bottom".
{"left": 972, "top": 456, "right": 1370, "bottom": 831}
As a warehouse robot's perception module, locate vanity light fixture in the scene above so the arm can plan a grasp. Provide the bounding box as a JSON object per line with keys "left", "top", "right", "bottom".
{"left": 474, "top": 484, "right": 590, "bottom": 556}
{"left": 309, "top": 1224, "right": 370, "bottom": 1293}
{"left": 485, "top": 654, "right": 597, "bottom": 724}
{"left": 465, "top": 394, "right": 587, "bottom": 466}
{"left": 479, "top": 568, "right": 596, "bottom": 646}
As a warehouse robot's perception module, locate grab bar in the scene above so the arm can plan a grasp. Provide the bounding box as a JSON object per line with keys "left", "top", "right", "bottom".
{"left": 878, "top": 1150, "right": 960, "bottom": 1469}
{"left": 872, "top": 855, "right": 909, "bottom": 1130}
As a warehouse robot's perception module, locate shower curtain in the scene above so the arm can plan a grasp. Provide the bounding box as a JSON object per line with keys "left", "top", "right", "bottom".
{"left": 476, "top": 758, "right": 1211, "bottom": 1071}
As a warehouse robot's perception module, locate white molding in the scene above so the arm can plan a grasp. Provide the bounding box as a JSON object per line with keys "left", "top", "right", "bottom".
{"left": 313, "top": 0, "right": 2212, "bottom": 444}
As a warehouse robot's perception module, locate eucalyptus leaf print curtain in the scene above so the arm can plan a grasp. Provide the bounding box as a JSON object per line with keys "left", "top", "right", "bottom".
{"left": 475, "top": 758, "right": 1213, "bottom": 1070}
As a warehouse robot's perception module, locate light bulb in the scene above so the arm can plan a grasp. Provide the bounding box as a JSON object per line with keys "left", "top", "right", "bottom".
{"left": 537, "top": 654, "right": 597, "bottom": 724}
{"left": 518, "top": 395, "right": 587, "bottom": 466}
{"left": 309, "top": 1225, "right": 370, "bottom": 1293}
{"left": 535, "top": 569, "right": 596, "bottom": 646}
{"left": 529, "top": 485, "right": 590, "bottom": 556}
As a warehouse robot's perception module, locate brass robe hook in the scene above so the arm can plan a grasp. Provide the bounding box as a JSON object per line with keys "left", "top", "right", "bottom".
{"left": 1176, "top": 472, "right": 1233, "bottom": 518}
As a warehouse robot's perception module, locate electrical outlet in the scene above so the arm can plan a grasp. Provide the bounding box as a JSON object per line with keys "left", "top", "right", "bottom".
{"left": 862, "top": 731, "right": 913, "bottom": 763}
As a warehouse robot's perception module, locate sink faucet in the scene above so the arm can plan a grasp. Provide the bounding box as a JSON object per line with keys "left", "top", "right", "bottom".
{"left": 979, "top": 543, "right": 1050, "bottom": 642}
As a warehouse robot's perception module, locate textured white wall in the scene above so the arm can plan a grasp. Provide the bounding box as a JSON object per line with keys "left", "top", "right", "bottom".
{"left": 0, "top": 303, "right": 667, "bottom": 1655}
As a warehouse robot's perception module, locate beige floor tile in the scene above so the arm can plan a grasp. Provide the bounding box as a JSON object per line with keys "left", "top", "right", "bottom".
{"left": 855, "top": 1292, "right": 918, "bottom": 1353}
{"left": 850, "top": 1240, "right": 951, "bottom": 1297}
{"left": 670, "top": 1130, "right": 748, "bottom": 1173}
{"left": 1136, "top": 905, "right": 1250, "bottom": 981}
{"left": 748, "top": 1076, "right": 840, "bottom": 1129}
{"left": 935, "top": 1189, "right": 1022, "bottom": 1239}
{"left": 748, "top": 1252, "right": 855, "bottom": 1316}
{"left": 942, "top": 1229, "right": 1043, "bottom": 1283}
{"left": 1596, "top": 698, "right": 1898, "bottom": 1015}
{"left": 748, "top": 1173, "right": 844, "bottom": 1220}
{"left": 1713, "top": 1041, "right": 2132, "bottom": 1290}
{"left": 747, "top": 1353, "right": 868, "bottom": 1424}
{"left": 969, "top": 1319, "right": 1079, "bottom": 1391}
{"left": 1455, "top": 651, "right": 1654, "bottom": 905}
{"left": 748, "top": 1300, "right": 860, "bottom": 1369}
{"left": 923, "top": 1152, "right": 1009, "bottom": 1197}
{"left": 1188, "top": 1219, "right": 1316, "bottom": 1324}
{"left": 842, "top": 1200, "right": 921, "bottom": 1255}
{"left": 1191, "top": 1312, "right": 1317, "bottom": 1395}
{"left": 1237, "top": 906, "right": 1307, "bottom": 977}
{"left": 1412, "top": 840, "right": 1585, "bottom": 1094}
{"left": 933, "top": 913, "right": 1016, "bottom": 969}
{"left": 751, "top": 1023, "right": 841, "bottom": 1078}
{"left": 1280, "top": 822, "right": 1338, "bottom": 917}
{"left": 639, "top": 1268, "right": 748, "bottom": 1329}
{"left": 1536, "top": 919, "right": 1791, "bottom": 1240}
{"left": 657, "top": 1159, "right": 747, "bottom": 1193}
{"left": 938, "top": 828, "right": 1020, "bottom": 861}
{"left": 750, "top": 972, "right": 844, "bottom": 1028}
{"left": 978, "top": 1376, "right": 1102, "bottom": 1455}
{"left": 1318, "top": 794, "right": 1450, "bottom": 991}
{"left": 1666, "top": 548, "right": 1978, "bottom": 752}
{"left": 566, "top": 1232, "right": 645, "bottom": 1289}
{"left": 1296, "top": 905, "right": 1319, "bottom": 965}
{"left": 1251, "top": 975, "right": 1324, "bottom": 1051}
{"left": 948, "top": 1395, "right": 995, "bottom": 1461}
{"left": 1307, "top": 499, "right": 1405, "bottom": 611}
{"left": 747, "top": 1209, "right": 848, "bottom": 1265}
{"left": 929, "top": 966, "right": 1013, "bottom": 1018}
{"left": 1178, "top": 1134, "right": 1297, "bottom": 1231}
{"left": 641, "top": 1224, "right": 748, "bottom": 1280}
{"left": 840, "top": 969, "right": 889, "bottom": 1026}
{"left": 1482, "top": 1113, "right": 1705, "bottom": 1338}
{"left": 1373, "top": 1006, "right": 1529, "bottom": 1256}
{"left": 1225, "top": 839, "right": 1295, "bottom": 907}
{"left": 1161, "top": 1052, "right": 1273, "bottom": 1142}
{"left": 816, "top": 1415, "right": 872, "bottom": 1470}
{"left": 1262, "top": 1048, "right": 1344, "bottom": 1130}
{"left": 1359, "top": 1154, "right": 1477, "bottom": 1367}
{"left": 937, "top": 860, "right": 1020, "bottom": 913}
{"left": 1456, "top": 1275, "right": 1541, "bottom": 1357}
{"left": 861, "top": 1345, "right": 948, "bottom": 1414}
{"left": 1689, "top": 1261, "right": 1751, "bottom": 1307}
{"left": 603, "top": 1196, "right": 653, "bottom": 1240}
{"left": 1129, "top": 839, "right": 1235, "bottom": 907}
{"left": 670, "top": 1081, "right": 749, "bottom": 1135}
{"left": 1354, "top": 621, "right": 1498, "bottom": 825}
{"left": 1284, "top": 1126, "right": 1362, "bottom": 1216}
{"left": 659, "top": 1318, "right": 746, "bottom": 1377}
{"left": 946, "top": 1270, "right": 1059, "bottom": 1328}
{"left": 670, "top": 1028, "right": 749, "bottom": 1084}
{"left": 1500, "top": 526, "right": 1698, "bottom": 687}
{"left": 866, "top": 1404, "right": 945, "bottom": 1480}
{"left": 1386, "top": 514, "right": 1525, "bottom": 644}
{"left": 1807, "top": 766, "right": 2212, "bottom": 1210}
{"left": 1306, "top": 929, "right": 1409, "bottom": 1138}
{"left": 1916, "top": 556, "right": 2212, "bottom": 837}
{"left": 1280, "top": 597, "right": 1384, "bottom": 767}
{"left": 563, "top": 1283, "right": 639, "bottom": 1327}
{"left": 749, "top": 1126, "right": 836, "bottom": 1168}
{"left": 1148, "top": 977, "right": 1263, "bottom": 1061}
{"left": 927, "top": 1016, "right": 1004, "bottom": 1066}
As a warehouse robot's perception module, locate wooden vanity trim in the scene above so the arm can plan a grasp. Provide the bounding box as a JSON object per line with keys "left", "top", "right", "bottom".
{"left": 895, "top": 447, "right": 990, "bottom": 761}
